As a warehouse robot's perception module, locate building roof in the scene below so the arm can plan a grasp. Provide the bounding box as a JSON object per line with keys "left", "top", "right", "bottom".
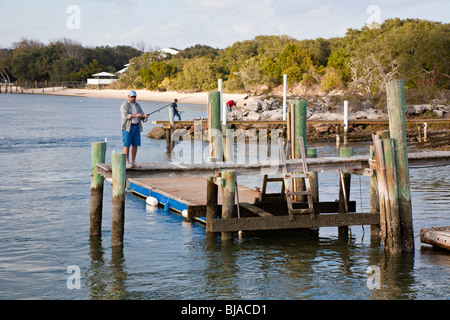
{"left": 92, "top": 72, "right": 117, "bottom": 77}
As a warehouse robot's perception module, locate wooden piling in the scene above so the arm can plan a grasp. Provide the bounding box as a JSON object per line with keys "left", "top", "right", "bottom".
{"left": 338, "top": 147, "right": 353, "bottom": 238}
{"left": 382, "top": 138, "right": 402, "bottom": 254}
{"left": 208, "top": 91, "right": 222, "bottom": 161}
{"left": 206, "top": 177, "right": 219, "bottom": 238}
{"left": 343, "top": 101, "right": 349, "bottom": 147}
{"left": 221, "top": 170, "right": 236, "bottom": 241}
{"left": 373, "top": 134, "right": 388, "bottom": 246}
{"left": 111, "top": 152, "right": 126, "bottom": 247}
{"left": 306, "top": 148, "right": 319, "bottom": 203}
{"left": 166, "top": 128, "right": 173, "bottom": 152}
{"left": 293, "top": 100, "right": 307, "bottom": 201}
{"left": 424, "top": 122, "right": 428, "bottom": 142}
{"left": 336, "top": 125, "right": 341, "bottom": 149}
{"left": 90, "top": 142, "right": 106, "bottom": 237}
{"left": 293, "top": 100, "right": 307, "bottom": 158}
{"left": 168, "top": 104, "right": 174, "bottom": 128}
{"left": 369, "top": 145, "right": 380, "bottom": 245}
{"left": 386, "top": 79, "right": 414, "bottom": 252}
{"left": 222, "top": 124, "right": 232, "bottom": 162}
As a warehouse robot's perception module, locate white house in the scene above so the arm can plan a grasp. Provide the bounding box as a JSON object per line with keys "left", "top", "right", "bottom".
{"left": 87, "top": 72, "right": 117, "bottom": 85}
{"left": 117, "top": 64, "right": 130, "bottom": 75}
{"left": 160, "top": 48, "right": 179, "bottom": 56}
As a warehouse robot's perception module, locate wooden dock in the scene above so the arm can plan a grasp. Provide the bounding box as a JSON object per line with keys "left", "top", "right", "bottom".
{"left": 96, "top": 150, "right": 450, "bottom": 233}
{"left": 420, "top": 227, "right": 450, "bottom": 250}
{"left": 127, "top": 177, "right": 260, "bottom": 224}
{"left": 90, "top": 81, "right": 450, "bottom": 250}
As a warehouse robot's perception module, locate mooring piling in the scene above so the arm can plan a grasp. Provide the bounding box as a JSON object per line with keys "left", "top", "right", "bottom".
{"left": 338, "top": 146, "right": 353, "bottom": 238}
{"left": 382, "top": 137, "right": 402, "bottom": 254}
{"left": 369, "top": 145, "right": 380, "bottom": 245}
{"left": 386, "top": 79, "right": 414, "bottom": 252}
{"left": 111, "top": 152, "right": 126, "bottom": 247}
{"left": 306, "top": 147, "right": 318, "bottom": 203}
{"left": 90, "top": 142, "right": 106, "bottom": 237}
{"left": 208, "top": 91, "right": 223, "bottom": 162}
{"left": 221, "top": 170, "right": 236, "bottom": 241}
{"left": 292, "top": 100, "right": 307, "bottom": 201}
{"left": 206, "top": 177, "right": 219, "bottom": 238}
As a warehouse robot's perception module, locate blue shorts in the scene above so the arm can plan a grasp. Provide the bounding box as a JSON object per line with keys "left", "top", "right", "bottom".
{"left": 122, "top": 124, "right": 141, "bottom": 147}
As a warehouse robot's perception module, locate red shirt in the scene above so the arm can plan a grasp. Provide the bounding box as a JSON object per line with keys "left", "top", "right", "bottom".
{"left": 227, "top": 100, "right": 236, "bottom": 108}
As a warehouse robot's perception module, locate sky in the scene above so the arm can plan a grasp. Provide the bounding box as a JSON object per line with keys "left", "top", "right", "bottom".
{"left": 1, "top": 0, "right": 449, "bottom": 50}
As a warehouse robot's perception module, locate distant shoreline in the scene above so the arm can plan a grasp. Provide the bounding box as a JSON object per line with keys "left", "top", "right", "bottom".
{"left": 6, "top": 86, "right": 248, "bottom": 105}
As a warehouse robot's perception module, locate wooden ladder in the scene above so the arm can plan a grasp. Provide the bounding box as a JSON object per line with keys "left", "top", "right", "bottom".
{"left": 279, "top": 137, "right": 315, "bottom": 220}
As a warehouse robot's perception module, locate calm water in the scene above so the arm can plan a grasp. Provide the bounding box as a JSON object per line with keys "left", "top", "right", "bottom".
{"left": 0, "top": 93, "right": 449, "bottom": 300}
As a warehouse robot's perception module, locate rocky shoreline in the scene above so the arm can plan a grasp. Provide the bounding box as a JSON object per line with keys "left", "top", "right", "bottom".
{"left": 228, "top": 96, "right": 450, "bottom": 122}
{"left": 148, "top": 96, "right": 450, "bottom": 143}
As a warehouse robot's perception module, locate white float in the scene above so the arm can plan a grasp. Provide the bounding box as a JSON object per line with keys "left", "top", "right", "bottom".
{"left": 146, "top": 196, "right": 159, "bottom": 206}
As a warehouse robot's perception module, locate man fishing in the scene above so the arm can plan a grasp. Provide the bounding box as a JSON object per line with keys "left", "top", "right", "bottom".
{"left": 120, "top": 90, "right": 148, "bottom": 168}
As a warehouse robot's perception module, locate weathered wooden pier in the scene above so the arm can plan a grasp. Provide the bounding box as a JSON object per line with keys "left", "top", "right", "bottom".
{"left": 90, "top": 79, "right": 450, "bottom": 253}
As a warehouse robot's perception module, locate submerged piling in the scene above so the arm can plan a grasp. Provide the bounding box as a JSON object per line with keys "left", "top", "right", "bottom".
{"left": 111, "top": 152, "right": 126, "bottom": 247}
{"left": 90, "top": 142, "right": 106, "bottom": 237}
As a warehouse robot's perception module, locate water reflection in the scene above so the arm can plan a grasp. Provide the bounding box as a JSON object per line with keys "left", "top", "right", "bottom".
{"left": 87, "top": 237, "right": 128, "bottom": 300}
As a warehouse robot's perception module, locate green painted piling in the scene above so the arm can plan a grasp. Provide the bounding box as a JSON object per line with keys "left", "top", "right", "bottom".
{"left": 208, "top": 91, "right": 222, "bottom": 161}
{"left": 90, "top": 142, "right": 107, "bottom": 237}
{"left": 111, "top": 152, "right": 126, "bottom": 247}
{"left": 292, "top": 100, "right": 307, "bottom": 201}
{"left": 221, "top": 170, "right": 236, "bottom": 241}
{"left": 386, "top": 79, "right": 414, "bottom": 252}
{"left": 293, "top": 100, "right": 307, "bottom": 158}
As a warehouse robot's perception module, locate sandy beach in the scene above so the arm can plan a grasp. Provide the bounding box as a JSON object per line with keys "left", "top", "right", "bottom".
{"left": 10, "top": 86, "right": 248, "bottom": 105}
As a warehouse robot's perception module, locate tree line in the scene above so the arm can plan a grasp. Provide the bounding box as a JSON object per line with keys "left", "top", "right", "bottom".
{"left": 1, "top": 18, "right": 448, "bottom": 99}
{"left": 0, "top": 38, "right": 142, "bottom": 83}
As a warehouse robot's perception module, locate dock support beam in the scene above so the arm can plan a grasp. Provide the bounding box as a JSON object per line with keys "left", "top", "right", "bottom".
{"left": 111, "top": 152, "right": 126, "bottom": 247}
{"left": 90, "top": 142, "right": 106, "bottom": 237}
{"left": 386, "top": 79, "right": 414, "bottom": 252}
{"left": 221, "top": 170, "right": 236, "bottom": 241}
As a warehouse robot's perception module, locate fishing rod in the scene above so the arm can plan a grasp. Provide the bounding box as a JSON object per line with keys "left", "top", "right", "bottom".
{"left": 142, "top": 96, "right": 192, "bottom": 122}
